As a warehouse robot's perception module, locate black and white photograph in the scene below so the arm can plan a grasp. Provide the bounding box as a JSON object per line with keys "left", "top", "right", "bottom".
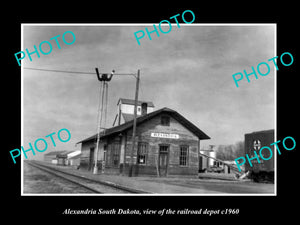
{"left": 4, "top": 5, "right": 298, "bottom": 222}
{"left": 21, "top": 24, "right": 276, "bottom": 195}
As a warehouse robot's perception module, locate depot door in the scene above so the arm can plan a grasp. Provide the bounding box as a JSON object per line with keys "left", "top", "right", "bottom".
{"left": 159, "top": 145, "right": 169, "bottom": 177}
{"left": 89, "top": 147, "right": 95, "bottom": 171}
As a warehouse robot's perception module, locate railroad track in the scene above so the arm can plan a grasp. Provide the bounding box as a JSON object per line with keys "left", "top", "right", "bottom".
{"left": 25, "top": 161, "right": 149, "bottom": 194}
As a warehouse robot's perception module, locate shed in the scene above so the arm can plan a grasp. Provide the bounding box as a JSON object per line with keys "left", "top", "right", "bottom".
{"left": 56, "top": 151, "right": 82, "bottom": 166}
{"left": 44, "top": 151, "right": 67, "bottom": 164}
{"left": 66, "top": 150, "right": 81, "bottom": 167}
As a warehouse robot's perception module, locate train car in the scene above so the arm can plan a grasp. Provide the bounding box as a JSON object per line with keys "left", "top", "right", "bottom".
{"left": 244, "top": 129, "right": 275, "bottom": 182}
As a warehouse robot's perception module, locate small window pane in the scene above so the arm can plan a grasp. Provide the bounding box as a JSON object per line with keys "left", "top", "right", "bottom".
{"left": 179, "top": 146, "right": 189, "bottom": 166}
{"left": 137, "top": 142, "right": 148, "bottom": 165}
{"left": 111, "top": 143, "right": 120, "bottom": 166}
{"left": 161, "top": 116, "right": 170, "bottom": 126}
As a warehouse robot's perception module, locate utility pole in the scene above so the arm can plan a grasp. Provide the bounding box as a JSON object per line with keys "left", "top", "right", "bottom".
{"left": 93, "top": 81, "right": 105, "bottom": 175}
{"left": 91, "top": 67, "right": 139, "bottom": 176}
{"left": 129, "top": 69, "right": 140, "bottom": 177}
{"left": 93, "top": 68, "right": 114, "bottom": 175}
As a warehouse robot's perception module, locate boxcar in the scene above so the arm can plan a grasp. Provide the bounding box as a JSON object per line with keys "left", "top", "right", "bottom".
{"left": 244, "top": 129, "right": 275, "bottom": 182}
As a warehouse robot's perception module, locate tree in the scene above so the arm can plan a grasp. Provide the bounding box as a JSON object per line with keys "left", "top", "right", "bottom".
{"left": 215, "top": 141, "right": 244, "bottom": 161}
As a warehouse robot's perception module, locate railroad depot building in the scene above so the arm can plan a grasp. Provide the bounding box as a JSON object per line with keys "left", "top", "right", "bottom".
{"left": 77, "top": 99, "right": 210, "bottom": 177}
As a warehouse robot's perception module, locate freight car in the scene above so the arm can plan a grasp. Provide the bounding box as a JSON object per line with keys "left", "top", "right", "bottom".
{"left": 244, "top": 129, "right": 275, "bottom": 182}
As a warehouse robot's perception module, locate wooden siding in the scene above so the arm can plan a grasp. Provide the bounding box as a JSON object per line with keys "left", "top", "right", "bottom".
{"left": 80, "top": 140, "right": 107, "bottom": 170}
{"left": 80, "top": 112, "right": 202, "bottom": 177}
{"left": 124, "top": 113, "right": 199, "bottom": 176}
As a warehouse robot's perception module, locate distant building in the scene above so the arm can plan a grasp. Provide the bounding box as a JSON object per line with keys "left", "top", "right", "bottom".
{"left": 199, "top": 149, "right": 213, "bottom": 171}
{"left": 44, "top": 151, "right": 66, "bottom": 164}
{"left": 66, "top": 150, "right": 81, "bottom": 167}
{"left": 113, "top": 98, "right": 155, "bottom": 126}
{"left": 44, "top": 150, "right": 81, "bottom": 166}
{"left": 57, "top": 152, "right": 68, "bottom": 166}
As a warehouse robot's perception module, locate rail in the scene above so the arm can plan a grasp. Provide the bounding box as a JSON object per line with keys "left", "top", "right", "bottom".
{"left": 25, "top": 161, "right": 150, "bottom": 194}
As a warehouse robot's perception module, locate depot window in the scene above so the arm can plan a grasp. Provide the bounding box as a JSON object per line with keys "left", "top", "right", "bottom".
{"left": 103, "top": 144, "right": 107, "bottom": 162}
{"left": 179, "top": 146, "right": 189, "bottom": 166}
{"left": 137, "top": 142, "right": 148, "bottom": 165}
{"left": 110, "top": 143, "right": 120, "bottom": 167}
{"left": 161, "top": 116, "right": 170, "bottom": 126}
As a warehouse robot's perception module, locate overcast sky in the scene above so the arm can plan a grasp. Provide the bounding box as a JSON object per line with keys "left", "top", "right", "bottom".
{"left": 22, "top": 24, "right": 275, "bottom": 160}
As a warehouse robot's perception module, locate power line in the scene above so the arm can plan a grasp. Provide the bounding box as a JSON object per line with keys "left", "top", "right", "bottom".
{"left": 23, "top": 67, "right": 94, "bottom": 75}
{"left": 23, "top": 67, "right": 137, "bottom": 77}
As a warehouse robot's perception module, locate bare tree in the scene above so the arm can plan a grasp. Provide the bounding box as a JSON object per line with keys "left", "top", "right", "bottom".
{"left": 216, "top": 141, "right": 244, "bottom": 161}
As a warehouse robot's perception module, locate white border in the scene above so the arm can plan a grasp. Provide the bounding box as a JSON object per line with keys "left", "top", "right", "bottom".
{"left": 21, "top": 23, "right": 277, "bottom": 196}
{"left": 21, "top": 23, "right": 24, "bottom": 195}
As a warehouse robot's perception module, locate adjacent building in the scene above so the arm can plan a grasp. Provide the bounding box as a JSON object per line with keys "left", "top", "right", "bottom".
{"left": 44, "top": 151, "right": 66, "bottom": 164}
{"left": 44, "top": 150, "right": 81, "bottom": 167}
{"left": 113, "top": 98, "right": 155, "bottom": 126}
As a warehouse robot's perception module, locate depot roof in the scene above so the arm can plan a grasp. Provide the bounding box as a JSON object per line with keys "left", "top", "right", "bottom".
{"left": 77, "top": 107, "right": 210, "bottom": 144}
